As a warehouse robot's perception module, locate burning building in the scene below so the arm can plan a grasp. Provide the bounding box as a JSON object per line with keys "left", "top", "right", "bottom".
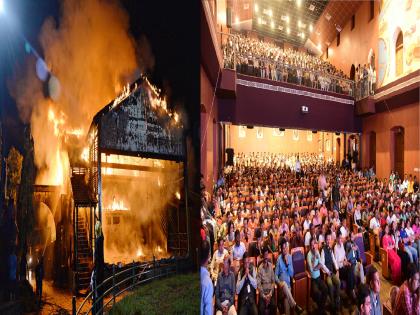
{"left": 78, "top": 76, "right": 187, "bottom": 274}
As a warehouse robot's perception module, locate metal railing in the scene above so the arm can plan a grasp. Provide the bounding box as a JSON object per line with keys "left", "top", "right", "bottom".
{"left": 73, "top": 258, "right": 179, "bottom": 315}
{"left": 218, "top": 32, "right": 376, "bottom": 100}
{"left": 225, "top": 52, "right": 355, "bottom": 97}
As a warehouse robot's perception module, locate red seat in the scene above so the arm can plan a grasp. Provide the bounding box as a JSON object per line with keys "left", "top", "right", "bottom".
{"left": 291, "top": 247, "right": 309, "bottom": 309}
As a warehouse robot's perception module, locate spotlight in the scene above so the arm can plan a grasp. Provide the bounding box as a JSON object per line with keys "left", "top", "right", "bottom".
{"left": 0, "top": 0, "right": 4, "bottom": 14}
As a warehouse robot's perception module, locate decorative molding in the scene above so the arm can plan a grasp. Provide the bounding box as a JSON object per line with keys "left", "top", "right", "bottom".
{"left": 237, "top": 79, "right": 355, "bottom": 105}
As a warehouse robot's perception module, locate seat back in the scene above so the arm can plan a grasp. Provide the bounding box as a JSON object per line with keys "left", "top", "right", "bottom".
{"left": 291, "top": 247, "right": 305, "bottom": 274}
{"left": 354, "top": 233, "right": 367, "bottom": 265}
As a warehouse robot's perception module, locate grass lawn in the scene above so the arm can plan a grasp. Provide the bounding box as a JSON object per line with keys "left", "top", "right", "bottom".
{"left": 109, "top": 273, "right": 199, "bottom": 315}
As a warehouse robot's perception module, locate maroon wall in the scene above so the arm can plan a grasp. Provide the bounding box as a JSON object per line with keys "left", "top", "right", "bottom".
{"left": 218, "top": 74, "right": 361, "bottom": 132}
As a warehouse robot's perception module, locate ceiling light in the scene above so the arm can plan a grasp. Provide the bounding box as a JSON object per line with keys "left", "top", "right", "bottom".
{"left": 325, "top": 13, "right": 331, "bottom": 21}
{"left": 0, "top": 0, "right": 4, "bottom": 14}
{"left": 287, "top": 27, "right": 290, "bottom": 34}
{"left": 255, "top": 4, "right": 259, "bottom": 12}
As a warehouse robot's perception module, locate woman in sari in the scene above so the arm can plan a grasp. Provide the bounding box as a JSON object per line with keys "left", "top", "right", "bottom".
{"left": 382, "top": 224, "right": 402, "bottom": 284}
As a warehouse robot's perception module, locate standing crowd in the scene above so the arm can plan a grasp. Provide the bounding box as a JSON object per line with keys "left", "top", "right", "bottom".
{"left": 222, "top": 33, "right": 377, "bottom": 99}
{"left": 201, "top": 152, "right": 419, "bottom": 315}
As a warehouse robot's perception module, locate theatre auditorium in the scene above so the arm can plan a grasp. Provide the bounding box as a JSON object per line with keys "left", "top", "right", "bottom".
{"left": 200, "top": 1, "right": 420, "bottom": 315}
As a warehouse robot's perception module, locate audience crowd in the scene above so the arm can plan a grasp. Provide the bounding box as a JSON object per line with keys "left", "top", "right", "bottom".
{"left": 222, "top": 34, "right": 377, "bottom": 100}
{"left": 201, "top": 152, "right": 419, "bottom": 315}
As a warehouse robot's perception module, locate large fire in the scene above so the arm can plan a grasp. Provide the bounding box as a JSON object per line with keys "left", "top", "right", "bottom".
{"left": 8, "top": 0, "right": 183, "bottom": 266}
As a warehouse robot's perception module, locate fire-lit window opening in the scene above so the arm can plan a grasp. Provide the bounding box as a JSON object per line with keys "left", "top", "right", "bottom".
{"left": 85, "top": 76, "right": 187, "bottom": 270}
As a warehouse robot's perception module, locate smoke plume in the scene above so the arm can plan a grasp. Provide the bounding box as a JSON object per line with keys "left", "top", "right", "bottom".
{"left": 9, "top": 0, "right": 139, "bottom": 184}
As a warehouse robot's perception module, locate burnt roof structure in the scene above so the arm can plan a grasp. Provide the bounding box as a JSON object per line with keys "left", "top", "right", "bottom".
{"left": 89, "top": 76, "right": 184, "bottom": 162}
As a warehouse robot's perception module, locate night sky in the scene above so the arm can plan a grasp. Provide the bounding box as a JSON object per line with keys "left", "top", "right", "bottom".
{"left": 0, "top": 0, "right": 200, "bottom": 154}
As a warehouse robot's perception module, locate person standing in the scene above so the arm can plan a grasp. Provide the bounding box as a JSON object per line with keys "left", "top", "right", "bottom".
{"left": 35, "top": 256, "right": 44, "bottom": 307}
{"left": 366, "top": 266, "right": 381, "bottom": 315}
{"left": 274, "top": 239, "right": 303, "bottom": 315}
{"left": 200, "top": 240, "right": 213, "bottom": 315}
{"left": 8, "top": 250, "right": 17, "bottom": 301}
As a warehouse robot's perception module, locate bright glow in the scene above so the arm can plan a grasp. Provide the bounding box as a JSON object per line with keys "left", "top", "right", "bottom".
{"left": 329, "top": 48, "right": 333, "bottom": 56}
{"left": 271, "top": 21, "right": 274, "bottom": 29}
{"left": 258, "top": 17, "right": 262, "bottom": 24}
{"left": 286, "top": 16, "right": 290, "bottom": 23}
{"left": 136, "top": 247, "right": 144, "bottom": 257}
{"left": 254, "top": 4, "right": 259, "bottom": 12}
{"left": 317, "top": 43, "right": 322, "bottom": 50}
{"left": 175, "top": 192, "right": 181, "bottom": 200}
{"left": 0, "top": 0, "right": 4, "bottom": 14}
{"left": 287, "top": 27, "right": 290, "bottom": 34}
{"left": 301, "top": 33, "right": 305, "bottom": 39}
{"left": 309, "top": 24, "right": 313, "bottom": 32}
{"left": 297, "top": 0, "right": 302, "bottom": 7}
{"left": 81, "top": 147, "right": 89, "bottom": 162}
{"left": 268, "top": 9, "right": 272, "bottom": 17}
{"left": 106, "top": 197, "right": 129, "bottom": 211}
{"left": 298, "top": 20, "right": 301, "bottom": 28}
{"left": 235, "top": 16, "right": 239, "bottom": 24}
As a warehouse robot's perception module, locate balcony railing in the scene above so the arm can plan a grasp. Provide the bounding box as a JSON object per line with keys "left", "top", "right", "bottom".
{"left": 219, "top": 33, "right": 375, "bottom": 100}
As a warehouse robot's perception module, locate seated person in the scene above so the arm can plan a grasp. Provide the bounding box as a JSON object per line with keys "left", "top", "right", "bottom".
{"left": 335, "top": 230, "right": 356, "bottom": 298}
{"left": 232, "top": 229, "right": 247, "bottom": 261}
{"left": 257, "top": 246, "right": 276, "bottom": 315}
{"left": 307, "top": 237, "right": 329, "bottom": 314}
{"left": 211, "top": 238, "right": 229, "bottom": 283}
{"left": 215, "top": 255, "right": 237, "bottom": 315}
{"left": 274, "top": 238, "right": 303, "bottom": 315}
{"left": 320, "top": 232, "right": 341, "bottom": 311}
{"left": 346, "top": 235, "right": 365, "bottom": 286}
{"left": 236, "top": 252, "right": 258, "bottom": 315}
{"left": 394, "top": 263, "right": 420, "bottom": 315}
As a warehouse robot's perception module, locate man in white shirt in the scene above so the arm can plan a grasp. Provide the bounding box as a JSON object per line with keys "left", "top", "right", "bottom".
{"left": 339, "top": 218, "right": 349, "bottom": 239}
{"left": 334, "top": 231, "right": 355, "bottom": 298}
{"left": 211, "top": 238, "right": 229, "bottom": 283}
{"left": 232, "top": 230, "right": 246, "bottom": 261}
{"left": 369, "top": 212, "right": 381, "bottom": 246}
